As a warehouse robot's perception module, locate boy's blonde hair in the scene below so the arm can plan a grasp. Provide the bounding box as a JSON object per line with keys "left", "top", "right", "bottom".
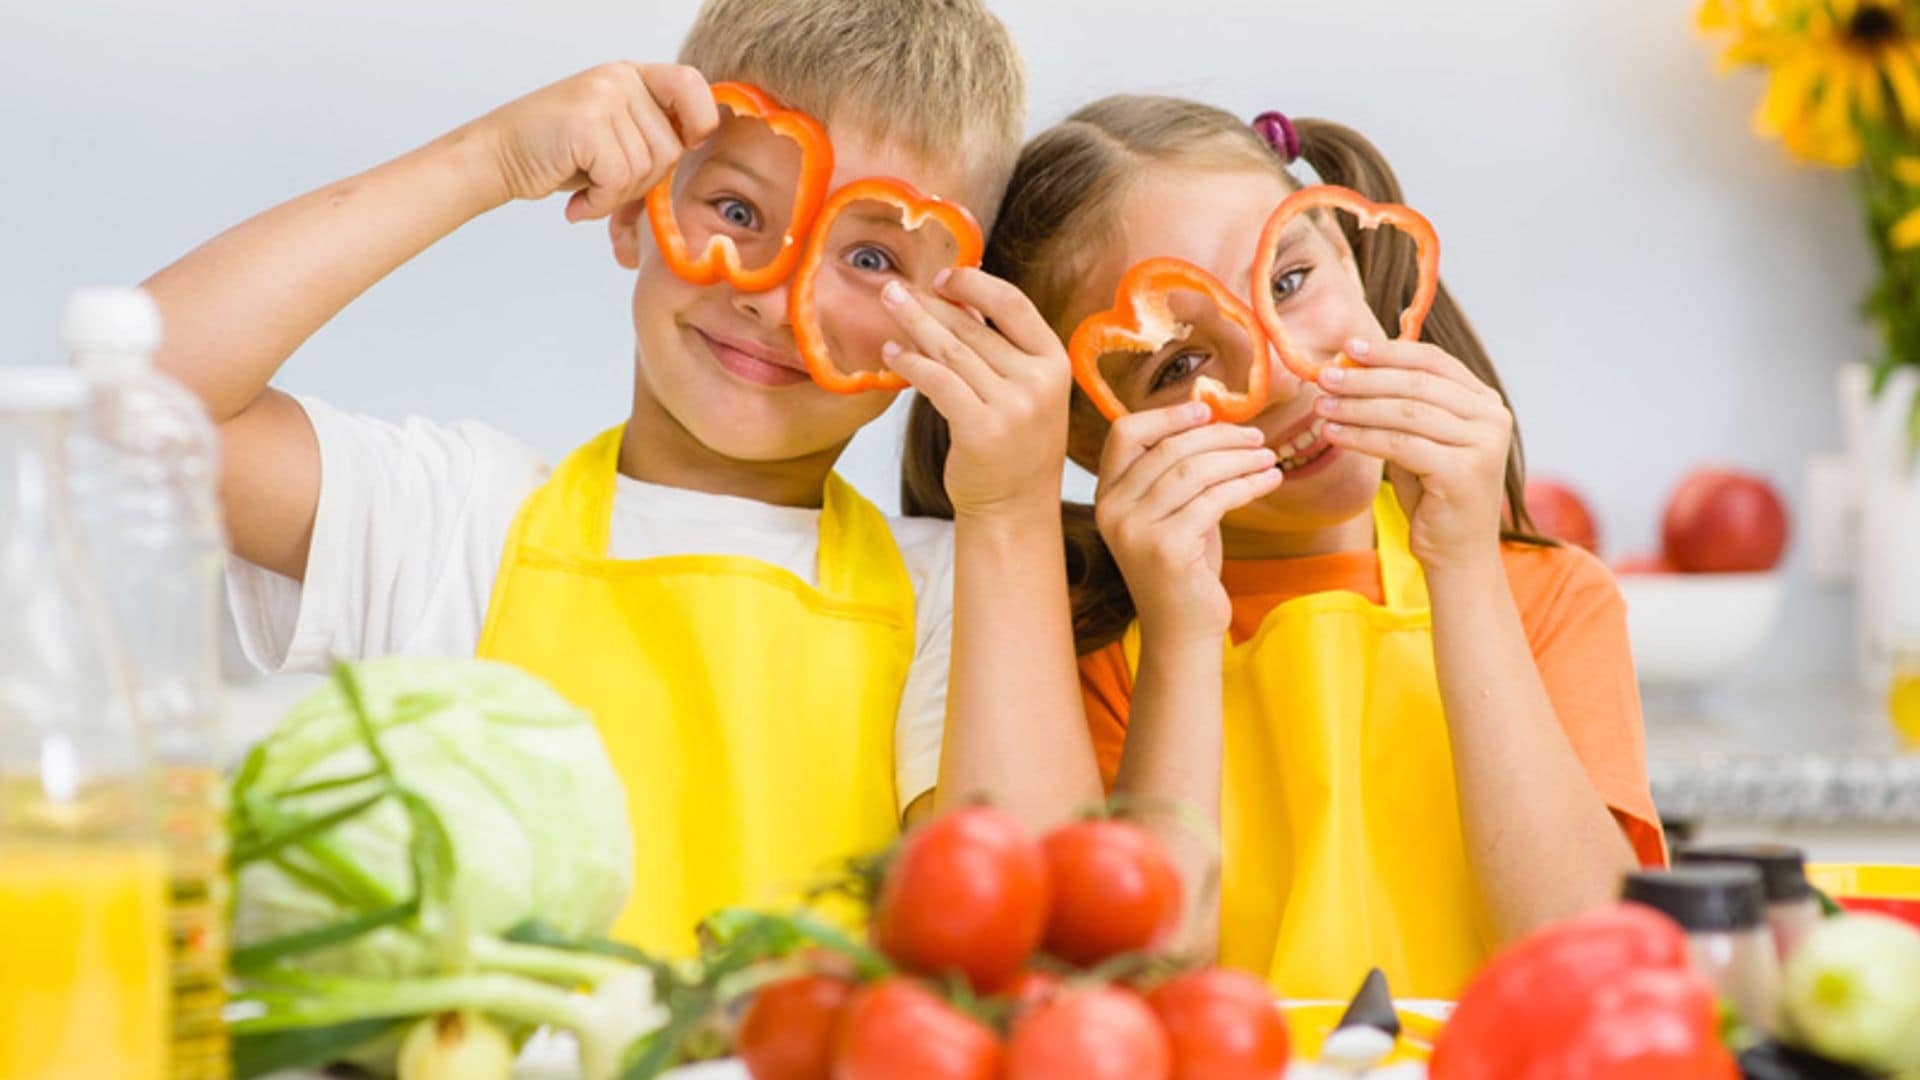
{"left": 679, "top": 0, "right": 1026, "bottom": 219}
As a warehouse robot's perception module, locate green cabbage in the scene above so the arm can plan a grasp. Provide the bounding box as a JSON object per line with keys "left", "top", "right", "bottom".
{"left": 226, "top": 659, "right": 654, "bottom": 1079}
{"left": 231, "top": 657, "right": 631, "bottom": 974}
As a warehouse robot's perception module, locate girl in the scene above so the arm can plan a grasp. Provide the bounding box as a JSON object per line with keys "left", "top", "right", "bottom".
{"left": 903, "top": 97, "right": 1665, "bottom": 1000}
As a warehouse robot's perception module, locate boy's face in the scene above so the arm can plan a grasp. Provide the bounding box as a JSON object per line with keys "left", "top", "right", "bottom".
{"left": 612, "top": 114, "right": 981, "bottom": 464}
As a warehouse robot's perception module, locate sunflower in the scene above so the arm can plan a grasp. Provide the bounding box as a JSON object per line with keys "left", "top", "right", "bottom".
{"left": 1703, "top": 0, "right": 1920, "bottom": 166}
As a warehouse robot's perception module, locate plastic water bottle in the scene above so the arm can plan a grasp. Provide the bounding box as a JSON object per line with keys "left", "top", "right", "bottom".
{"left": 65, "top": 287, "right": 231, "bottom": 1080}
{"left": 0, "top": 366, "right": 168, "bottom": 1080}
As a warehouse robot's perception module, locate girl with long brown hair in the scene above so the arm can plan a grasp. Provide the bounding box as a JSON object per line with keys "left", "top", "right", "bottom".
{"left": 902, "top": 96, "right": 1665, "bottom": 999}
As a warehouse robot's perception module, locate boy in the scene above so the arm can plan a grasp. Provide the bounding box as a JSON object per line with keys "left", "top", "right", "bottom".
{"left": 148, "top": 0, "right": 1099, "bottom": 952}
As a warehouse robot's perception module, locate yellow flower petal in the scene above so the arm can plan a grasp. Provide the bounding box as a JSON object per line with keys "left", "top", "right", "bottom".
{"left": 1892, "top": 157, "right": 1920, "bottom": 185}
{"left": 1891, "top": 207, "right": 1920, "bottom": 249}
{"left": 1888, "top": 47, "right": 1920, "bottom": 121}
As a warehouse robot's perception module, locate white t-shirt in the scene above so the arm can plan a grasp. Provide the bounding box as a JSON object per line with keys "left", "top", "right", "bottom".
{"left": 226, "top": 395, "right": 955, "bottom": 812}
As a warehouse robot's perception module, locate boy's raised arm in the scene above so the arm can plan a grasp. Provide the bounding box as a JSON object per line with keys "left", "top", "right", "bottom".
{"left": 142, "top": 63, "right": 716, "bottom": 578}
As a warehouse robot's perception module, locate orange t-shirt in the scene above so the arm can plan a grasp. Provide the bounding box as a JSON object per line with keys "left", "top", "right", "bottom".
{"left": 1078, "top": 541, "right": 1668, "bottom": 868}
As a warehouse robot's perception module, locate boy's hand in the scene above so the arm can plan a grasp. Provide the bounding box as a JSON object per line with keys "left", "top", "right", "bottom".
{"left": 878, "top": 268, "right": 1075, "bottom": 519}
{"left": 466, "top": 63, "right": 720, "bottom": 223}
{"left": 1314, "top": 336, "right": 1513, "bottom": 574}
{"left": 1094, "top": 406, "right": 1282, "bottom": 650}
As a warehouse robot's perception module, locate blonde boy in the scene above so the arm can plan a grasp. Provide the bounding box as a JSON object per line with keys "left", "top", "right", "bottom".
{"left": 149, "top": 0, "right": 1100, "bottom": 952}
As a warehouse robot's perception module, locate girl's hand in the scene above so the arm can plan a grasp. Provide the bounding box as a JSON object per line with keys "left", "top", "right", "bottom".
{"left": 878, "top": 268, "right": 1075, "bottom": 519}
{"left": 1314, "top": 337, "right": 1513, "bottom": 573}
{"left": 1093, "top": 405, "right": 1283, "bottom": 649}
{"left": 464, "top": 63, "right": 719, "bottom": 223}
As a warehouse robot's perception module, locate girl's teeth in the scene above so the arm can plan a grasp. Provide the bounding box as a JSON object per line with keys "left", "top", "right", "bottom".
{"left": 1293, "top": 431, "right": 1315, "bottom": 451}
{"left": 1309, "top": 419, "right": 1326, "bottom": 437}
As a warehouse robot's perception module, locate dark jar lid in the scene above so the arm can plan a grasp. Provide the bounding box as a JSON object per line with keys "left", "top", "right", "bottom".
{"left": 1622, "top": 866, "right": 1767, "bottom": 932}
{"left": 1676, "top": 844, "right": 1812, "bottom": 903}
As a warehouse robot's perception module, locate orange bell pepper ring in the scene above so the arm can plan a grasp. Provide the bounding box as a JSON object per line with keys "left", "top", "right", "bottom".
{"left": 1066, "top": 257, "right": 1273, "bottom": 423}
{"left": 643, "top": 81, "right": 835, "bottom": 293}
{"left": 1251, "top": 184, "right": 1440, "bottom": 382}
{"left": 790, "top": 178, "right": 986, "bottom": 395}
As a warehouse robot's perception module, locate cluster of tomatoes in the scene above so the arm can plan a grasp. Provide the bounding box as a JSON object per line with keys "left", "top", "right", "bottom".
{"left": 735, "top": 807, "right": 1293, "bottom": 1080}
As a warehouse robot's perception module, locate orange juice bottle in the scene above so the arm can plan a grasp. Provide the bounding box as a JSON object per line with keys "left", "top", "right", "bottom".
{"left": 0, "top": 367, "right": 168, "bottom": 1080}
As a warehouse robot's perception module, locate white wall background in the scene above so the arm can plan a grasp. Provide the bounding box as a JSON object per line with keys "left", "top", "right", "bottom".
{"left": 2, "top": 0, "right": 1870, "bottom": 676}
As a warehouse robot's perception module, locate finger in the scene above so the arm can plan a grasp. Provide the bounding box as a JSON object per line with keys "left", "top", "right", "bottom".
{"left": 906, "top": 284, "right": 1024, "bottom": 378}
{"left": 1344, "top": 337, "right": 1489, "bottom": 393}
{"left": 1322, "top": 420, "right": 1454, "bottom": 474}
{"left": 936, "top": 267, "right": 1058, "bottom": 359}
{"left": 1131, "top": 446, "right": 1279, "bottom": 524}
{"left": 1157, "top": 467, "right": 1286, "bottom": 537}
{"left": 1314, "top": 394, "right": 1480, "bottom": 447}
{"left": 626, "top": 89, "right": 685, "bottom": 196}
{"left": 638, "top": 64, "right": 719, "bottom": 144}
{"left": 1317, "top": 363, "right": 1488, "bottom": 421}
{"left": 880, "top": 281, "right": 1000, "bottom": 397}
{"left": 1098, "top": 401, "right": 1214, "bottom": 484}
{"left": 882, "top": 343, "right": 987, "bottom": 420}
{"left": 1102, "top": 421, "right": 1268, "bottom": 508}
{"left": 565, "top": 119, "right": 639, "bottom": 223}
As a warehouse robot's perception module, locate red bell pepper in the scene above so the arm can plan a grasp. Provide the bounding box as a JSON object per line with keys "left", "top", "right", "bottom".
{"left": 1430, "top": 903, "right": 1738, "bottom": 1080}
{"left": 644, "top": 81, "right": 835, "bottom": 293}
{"left": 1250, "top": 184, "right": 1440, "bottom": 382}
{"left": 789, "top": 177, "right": 985, "bottom": 395}
{"left": 1066, "top": 257, "right": 1272, "bottom": 423}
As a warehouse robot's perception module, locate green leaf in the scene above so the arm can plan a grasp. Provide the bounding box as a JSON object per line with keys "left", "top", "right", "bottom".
{"left": 229, "top": 790, "right": 388, "bottom": 867}
{"left": 231, "top": 899, "right": 418, "bottom": 973}
{"left": 503, "top": 919, "right": 655, "bottom": 967}
{"left": 230, "top": 1018, "right": 404, "bottom": 1079}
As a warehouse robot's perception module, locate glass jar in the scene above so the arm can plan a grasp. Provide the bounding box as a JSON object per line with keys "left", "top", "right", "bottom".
{"left": 1677, "top": 844, "right": 1822, "bottom": 963}
{"left": 1623, "top": 866, "right": 1778, "bottom": 1034}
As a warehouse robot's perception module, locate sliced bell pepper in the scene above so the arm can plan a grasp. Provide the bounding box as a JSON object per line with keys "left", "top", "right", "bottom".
{"left": 1066, "top": 257, "right": 1272, "bottom": 423}
{"left": 1430, "top": 903, "right": 1738, "bottom": 1080}
{"left": 789, "top": 177, "right": 985, "bottom": 395}
{"left": 644, "top": 81, "right": 835, "bottom": 293}
{"left": 1250, "top": 184, "right": 1440, "bottom": 382}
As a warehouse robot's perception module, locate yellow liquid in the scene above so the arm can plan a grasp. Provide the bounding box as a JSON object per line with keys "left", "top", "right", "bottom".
{"left": 1891, "top": 665, "right": 1920, "bottom": 749}
{"left": 159, "top": 764, "right": 230, "bottom": 1080}
{"left": 0, "top": 843, "right": 170, "bottom": 1080}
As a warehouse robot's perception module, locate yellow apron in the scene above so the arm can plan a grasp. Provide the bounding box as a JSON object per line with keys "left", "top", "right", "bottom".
{"left": 1123, "top": 486, "right": 1488, "bottom": 1000}
{"left": 477, "top": 426, "right": 915, "bottom": 954}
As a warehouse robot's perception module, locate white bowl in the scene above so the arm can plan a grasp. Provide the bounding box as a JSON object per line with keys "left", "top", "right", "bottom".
{"left": 1616, "top": 571, "right": 1786, "bottom": 687}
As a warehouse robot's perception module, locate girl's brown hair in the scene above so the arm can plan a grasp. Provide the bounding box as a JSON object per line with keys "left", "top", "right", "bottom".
{"left": 901, "top": 94, "right": 1543, "bottom": 654}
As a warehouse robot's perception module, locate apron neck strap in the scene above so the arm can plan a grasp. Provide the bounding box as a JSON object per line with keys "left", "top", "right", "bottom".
{"left": 1372, "top": 483, "right": 1429, "bottom": 611}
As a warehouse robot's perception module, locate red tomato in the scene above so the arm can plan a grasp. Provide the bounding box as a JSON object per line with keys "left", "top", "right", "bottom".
{"left": 1524, "top": 479, "right": 1601, "bottom": 553}
{"left": 1147, "top": 969, "right": 1290, "bottom": 1080}
{"left": 739, "top": 975, "right": 854, "bottom": 1080}
{"left": 872, "top": 807, "right": 1049, "bottom": 991}
{"left": 1007, "top": 986, "right": 1172, "bottom": 1080}
{"left": 1041, "top": 819, "right": 1183, "bottom": 966}
{"left": 832, "top": 978, "right": 1002, "bottom": 1080}
{"left": 1661, "top": 468, "right": 1789, "bottom": 573}
{"left": 1612, "top": 552, "right": 1676, "bottom": 576}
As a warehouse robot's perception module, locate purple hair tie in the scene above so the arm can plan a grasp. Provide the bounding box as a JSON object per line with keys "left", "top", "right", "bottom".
{"left": 1253, "top": 110, "right": 1300, "bottom": 164}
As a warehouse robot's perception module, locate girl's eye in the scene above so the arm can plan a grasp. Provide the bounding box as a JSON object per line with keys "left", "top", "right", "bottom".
{"left": 1150, "top": 350, "right": 1205, "bottom": 394}
{"left": 846, "top": 245, "right": 897, "bottom": 274}
{"left": 714, "top": 197, "right": 759, "bottom": 230}
{"left": 1270, "top": 267, "right": 1309, "bottom": 302}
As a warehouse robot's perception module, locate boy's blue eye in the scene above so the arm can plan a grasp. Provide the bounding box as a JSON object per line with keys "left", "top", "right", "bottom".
{"left": 1271, "top": 267, "right": 1309, "bottom": 302}
{"left": 714, "top": 197, "right": 759, "bottom": 230}
{"left": 845, "top": 245, "right": 897, "bottom": 274}
{"left": 1150, "top": 350, "right": 1204, "bottom": 394}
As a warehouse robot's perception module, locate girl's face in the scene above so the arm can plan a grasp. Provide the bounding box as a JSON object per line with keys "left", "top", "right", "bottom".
{"left": 1058, "top": 163, "right": 1390, "bottom": 537}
